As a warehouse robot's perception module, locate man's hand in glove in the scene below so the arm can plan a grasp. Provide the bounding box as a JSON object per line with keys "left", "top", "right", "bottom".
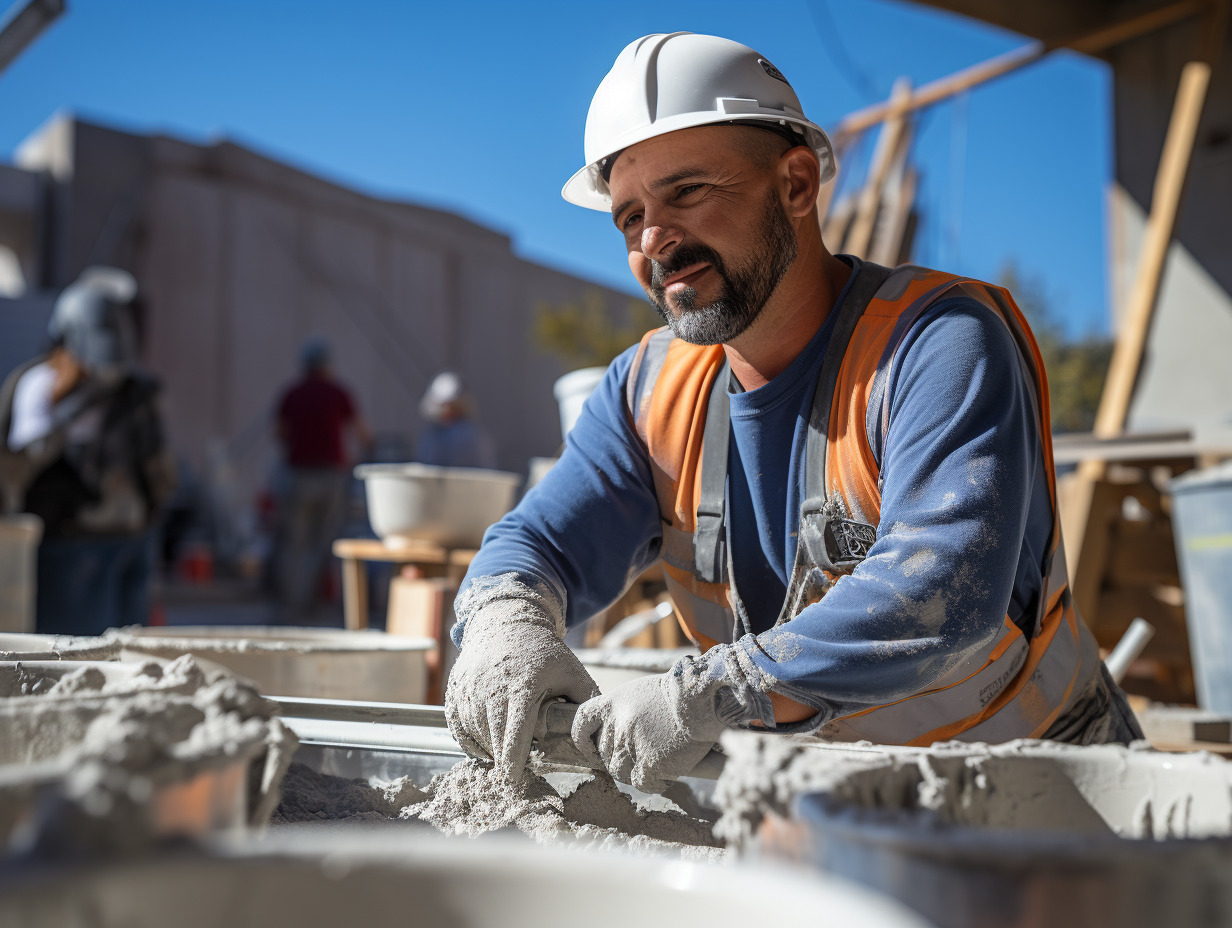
{"left": 445, "top": 582, "right": 598, "bottom": 781}
{"left": 570, "top": 652, "right": 748, "bottom": 794}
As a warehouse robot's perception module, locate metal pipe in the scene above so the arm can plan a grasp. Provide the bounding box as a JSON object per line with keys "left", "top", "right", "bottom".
{"left": 1106, "top": 618, "right": 1156, "bottom": 684}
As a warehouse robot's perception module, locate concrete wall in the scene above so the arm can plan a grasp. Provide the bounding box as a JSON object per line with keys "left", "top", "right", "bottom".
{"left": 0, "top": 116, "right": 645, "bottom": 517}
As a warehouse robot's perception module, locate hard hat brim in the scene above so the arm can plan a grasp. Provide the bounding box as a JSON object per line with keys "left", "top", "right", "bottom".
{"left": 561, "top": 114, "right": 837, "bottom": 211}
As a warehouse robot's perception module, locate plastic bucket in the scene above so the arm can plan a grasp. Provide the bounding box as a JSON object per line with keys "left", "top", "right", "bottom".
{"left": 552, "top": 367, "right": 606, "bottom": 442}
{"left": 355, "top": 463, "right": 520, "bottom": 549}
{"left": 1170, "top": 461, "right": 1232, "bottom": 711}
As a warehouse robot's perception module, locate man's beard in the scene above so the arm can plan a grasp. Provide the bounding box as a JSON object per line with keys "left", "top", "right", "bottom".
{"left": 647, "top": 191, "right": 798, "bottom": 346}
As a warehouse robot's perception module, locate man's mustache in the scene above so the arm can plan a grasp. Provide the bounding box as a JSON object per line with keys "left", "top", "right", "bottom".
{"left": 650, "top": 244, "right": 724, "bottom": 291}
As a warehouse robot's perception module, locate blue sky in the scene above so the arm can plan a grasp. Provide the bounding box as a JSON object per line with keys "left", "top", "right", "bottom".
{"left": 0, "top": 0, "right": 1113, "bottom": 336}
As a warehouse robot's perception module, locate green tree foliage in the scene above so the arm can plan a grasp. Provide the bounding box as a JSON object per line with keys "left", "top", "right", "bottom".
{"left": 534, "top": 290, "right": 664, "bottom": 369}
{"left": 998, "top": 264, "right": 1113, "bottom": 434}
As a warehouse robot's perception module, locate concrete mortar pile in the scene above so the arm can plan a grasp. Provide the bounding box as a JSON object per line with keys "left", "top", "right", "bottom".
{"left": 270, "top": 758, "right": 727, "bottom": 861}
{"left": 0, "top": 653, "right": 296, "bottom": 853}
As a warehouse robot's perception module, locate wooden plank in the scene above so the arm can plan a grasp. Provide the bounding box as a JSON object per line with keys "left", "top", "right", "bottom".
{"left": 1088, "top": 56, "right": 1215, "bottom": 446}
{"left": 870, "top": 139, "right": 917, "bottom": 267}
{"left": 846, "top": 78, "right": 912, "bottom": 259}
{"left": 332, "top": 537, "right": 477, "bottom": 567}
{"left": 836, "top": 44, "right": 1042, "bottom": 139}
{"left": 1069, "top": 478, "right": 1123, "bottom": 627}
{"left": 833, "top": 1, "right": 1203, "bottom": 138}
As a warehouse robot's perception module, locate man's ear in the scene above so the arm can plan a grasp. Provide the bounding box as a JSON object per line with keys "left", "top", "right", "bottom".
{"left": 780, "top": 147, "right": 821, "bottom": 218}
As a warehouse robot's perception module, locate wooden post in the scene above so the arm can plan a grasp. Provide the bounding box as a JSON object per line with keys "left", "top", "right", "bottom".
{"left": 847, "top": 78, "right": 912, "bottom": 259}
{"left": 341, "top": 555, "right": 368, "bottom": 631}
{"left": 1088, "top": 68, "right": 1219, "bottom": 445}
{"left": 1065, "top": 0, "right": 1226, "bottom": 619}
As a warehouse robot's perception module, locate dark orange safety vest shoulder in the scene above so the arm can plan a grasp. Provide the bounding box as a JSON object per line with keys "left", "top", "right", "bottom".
{"left": 624, "top": 261, "right": 1101, "bottom": 746}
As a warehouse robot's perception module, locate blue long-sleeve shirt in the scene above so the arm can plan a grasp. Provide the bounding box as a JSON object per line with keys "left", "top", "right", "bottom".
{"left": 455, "top": 260, "right": 1052, "bottom": 719}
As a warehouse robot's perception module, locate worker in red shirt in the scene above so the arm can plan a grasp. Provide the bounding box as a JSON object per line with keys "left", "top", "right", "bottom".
{"left": 274, "top": 338, "right": 372, "bottom": 621}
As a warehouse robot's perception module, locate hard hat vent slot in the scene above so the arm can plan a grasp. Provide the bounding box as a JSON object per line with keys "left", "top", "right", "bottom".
{"left": 717, "top": 97, "right": 766, "bottom": 115}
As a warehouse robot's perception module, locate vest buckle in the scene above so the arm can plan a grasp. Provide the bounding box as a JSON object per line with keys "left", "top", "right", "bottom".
{"left": 801, "top": 503, "right": 877, "bottom": 572}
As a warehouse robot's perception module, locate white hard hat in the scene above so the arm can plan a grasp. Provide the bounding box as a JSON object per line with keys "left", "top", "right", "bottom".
{"left": 562, "top": 32, "right": 837, "bottom": 211}
{"left": 420, "top": 371, "right": 470, "bottom": 422}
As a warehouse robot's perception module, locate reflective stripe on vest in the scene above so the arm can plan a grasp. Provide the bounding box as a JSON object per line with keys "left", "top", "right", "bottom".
{"left": 624, "top": 261, "right": 1101, "bottom": 745}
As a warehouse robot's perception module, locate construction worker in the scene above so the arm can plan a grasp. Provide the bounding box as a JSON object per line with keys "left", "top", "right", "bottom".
{"left": 445, "top": 33, "right": 1142, "bottom": 792}
{"left": 416, "top": 371, "right": 497, "bottom": 469}
{"left": 273, "top": 338, "right": 372, "bottom": 621}
{"left": 0, "top": 267, "right": 173, "bottom": 635}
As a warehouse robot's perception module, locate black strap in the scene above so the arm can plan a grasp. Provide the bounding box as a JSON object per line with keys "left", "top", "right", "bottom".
{"left": 692, "top": 260, "right": 893, "bottom": 585}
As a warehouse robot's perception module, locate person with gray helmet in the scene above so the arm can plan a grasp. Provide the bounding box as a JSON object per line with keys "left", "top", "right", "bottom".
{"left": 0, "top": 267, "right": 173, "bottom": 635}
{"left": 445, "top": 33, "right": 1141, "bottom": 792}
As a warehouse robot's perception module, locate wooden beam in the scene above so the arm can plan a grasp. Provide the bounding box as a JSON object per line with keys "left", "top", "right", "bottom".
{"left": 1065, "top": 0, "right": 1205, "bottom": 55}
{"left": 1088, "top": 6, "right": 1225, "bottom": 448}
{"left": 1065, "top": 1, "right": 1226, "bottom": 623}
{"left": 833, "top": 0, "right": 1207, "bottom": 140}
{"left": 846, "top": 78, "right": 913, "bottom": 259}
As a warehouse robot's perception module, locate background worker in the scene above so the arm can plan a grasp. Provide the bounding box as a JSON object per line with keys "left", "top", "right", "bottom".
{"left": 445, "top": 33, "right": 1142, "bottom": 792}
{"left": 273, "top": 337, "right": 372, "bottom": 621}
{"left": 415, "top": 371, "right": 496, "bottom": 470}
{"left": 0, "top": 267, "right": 172, "bottom": 635}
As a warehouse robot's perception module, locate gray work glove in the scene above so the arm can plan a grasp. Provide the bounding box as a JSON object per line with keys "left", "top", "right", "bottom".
{"left": 570, "top": 651, "right": 752, "bottom": 794}
{"left": 445, "top": 578, "right": 598, "bottom": 781}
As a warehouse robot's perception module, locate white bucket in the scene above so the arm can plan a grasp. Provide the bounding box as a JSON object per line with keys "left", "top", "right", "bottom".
{"left": 552, "top": 367, "right": 606, "bottom": 442}
{"left": 356, "top": 463, "right": 520, "bottom": 549}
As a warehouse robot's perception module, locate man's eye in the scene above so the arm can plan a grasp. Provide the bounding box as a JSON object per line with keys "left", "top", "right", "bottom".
{"left": 622, "top": 213, "right": 642, "bottom": 231}
{"left": 677, "top": 184, "right": 705, "bottom": 198}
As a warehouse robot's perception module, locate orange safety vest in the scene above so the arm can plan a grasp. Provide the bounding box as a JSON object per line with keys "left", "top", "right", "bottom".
{"left": 624, "top": 261, "right": 1100, "bottom": 746}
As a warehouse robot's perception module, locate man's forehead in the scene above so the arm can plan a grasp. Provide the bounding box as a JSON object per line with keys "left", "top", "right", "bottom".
{"left": 608, "top": 127, "right": 747, "bottom": 194}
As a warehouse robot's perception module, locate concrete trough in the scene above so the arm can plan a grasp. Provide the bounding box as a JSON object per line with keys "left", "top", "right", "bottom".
{"left": 721, "top": 738, "right": 1232, "bottom": 928}
{"left": 0, "top": 632, "right": 120, "bottom": 662}
{"left": 117, "top": 626, "right": 433, "bottom": 703}
{"left": 574, "top": 646, "right": 697, "bottom": 693}
{"left": 0, "top": 830, "right": 933, "bottom": 928}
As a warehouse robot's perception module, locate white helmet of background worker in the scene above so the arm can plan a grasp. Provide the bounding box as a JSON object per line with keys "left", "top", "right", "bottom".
{"left": 561, "top": 32, "right": 837, "bottom": 211}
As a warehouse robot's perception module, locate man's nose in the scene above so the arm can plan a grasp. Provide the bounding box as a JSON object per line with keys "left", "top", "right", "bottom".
{"left": 640, "top": 218, "right": 683, "bottom": 263}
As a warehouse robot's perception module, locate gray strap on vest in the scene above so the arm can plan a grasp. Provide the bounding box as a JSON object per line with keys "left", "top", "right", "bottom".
{"left": 694, "top": 359, "right": 731, "bottom": 583}
{"left": 693, "top": 260, "right": 893, "bottom": 585}
{"left": 799, "top": 261, "right": 892, "bottom": 572}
